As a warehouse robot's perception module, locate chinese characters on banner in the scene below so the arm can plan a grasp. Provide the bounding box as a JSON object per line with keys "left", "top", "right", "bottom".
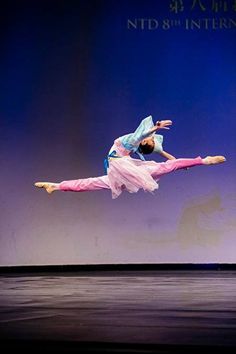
{"left": 127, "top": 0, "right": 236, "bottom": 30}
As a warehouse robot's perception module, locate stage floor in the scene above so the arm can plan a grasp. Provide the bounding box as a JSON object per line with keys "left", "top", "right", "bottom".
{"left": 0, "top": 270, "right": 236, "bottom": 353}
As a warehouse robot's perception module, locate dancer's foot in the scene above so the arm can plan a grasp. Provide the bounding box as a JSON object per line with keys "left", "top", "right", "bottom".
{"left": 203, "top": 156, "right": 226, "bottom": 165}
{"left": 34, "top": 182, "right": 58, "bottom": 194}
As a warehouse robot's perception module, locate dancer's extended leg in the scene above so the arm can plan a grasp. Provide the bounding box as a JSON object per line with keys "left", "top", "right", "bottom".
{"left": 149, "top": 156, "right": 225, "bottom": 180}
{"left": 59, "top": 176, "right": 110, "bottom": 192}
{"left": 35, "top": 176, "right": 110, "bottom": 194}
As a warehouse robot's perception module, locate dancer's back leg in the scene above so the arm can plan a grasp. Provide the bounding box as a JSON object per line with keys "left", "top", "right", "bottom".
{"left": 35, "top": 175, "right": 110, "bottom": 194}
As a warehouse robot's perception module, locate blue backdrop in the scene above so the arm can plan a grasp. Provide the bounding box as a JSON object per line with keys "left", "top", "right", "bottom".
{"left": 1, "top": 0, "right": 236, "bottom": 265}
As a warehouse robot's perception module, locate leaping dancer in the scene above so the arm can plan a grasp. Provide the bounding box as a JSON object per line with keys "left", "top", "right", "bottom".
{"left": 34, "top": 115, "right": 226, "bottom": 199}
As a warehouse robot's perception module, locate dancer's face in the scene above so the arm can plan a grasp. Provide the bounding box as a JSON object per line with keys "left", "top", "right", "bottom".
{"left": 140, "top": 137, "right": 155, "bottom": 149}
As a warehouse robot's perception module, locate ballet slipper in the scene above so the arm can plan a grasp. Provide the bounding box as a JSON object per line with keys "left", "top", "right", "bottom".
{"left": 203, "top": 156, "right": 226, "bottom": 165}
{"left": 34, "top": 182, "right": 56, "bottom": 194}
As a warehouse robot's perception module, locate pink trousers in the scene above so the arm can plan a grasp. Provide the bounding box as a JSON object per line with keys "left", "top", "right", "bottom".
{"left": 59, "top": 157, "right": 203, "bottom": 193}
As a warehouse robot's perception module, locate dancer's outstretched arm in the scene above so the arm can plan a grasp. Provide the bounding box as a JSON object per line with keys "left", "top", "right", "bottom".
{"left": 159, "top": 150, "right": 176, "bottom": 160}
{"left": 121, "top": 116, "right": 172, "bottom": 151}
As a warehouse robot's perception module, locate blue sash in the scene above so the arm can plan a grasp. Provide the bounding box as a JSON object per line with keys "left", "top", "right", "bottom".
{"left": 104, "top": 151, "right": 119, "bottom": 174}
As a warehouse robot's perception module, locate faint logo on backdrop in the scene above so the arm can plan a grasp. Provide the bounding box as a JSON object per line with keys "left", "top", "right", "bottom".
{"left": 127, "top": 0, "right": 236, "bottom": 31}
{"left": 177, "top": 193, "right": 236, "bottom": 249}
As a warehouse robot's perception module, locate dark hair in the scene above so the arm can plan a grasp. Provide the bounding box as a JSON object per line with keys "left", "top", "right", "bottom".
{"left": 138, "top": 143, "right": 154, "bottom": 155}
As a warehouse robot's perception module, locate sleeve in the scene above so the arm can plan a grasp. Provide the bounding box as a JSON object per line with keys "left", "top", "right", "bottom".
{"left": 153, "top": 134, "right": 164, "bottom": 153}
{"left": 120, "top": 115, "right": 155, "bottom": 151}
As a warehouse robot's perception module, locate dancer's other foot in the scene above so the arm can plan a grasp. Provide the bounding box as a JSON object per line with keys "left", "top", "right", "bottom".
{"left": 34, "top": 182, "right": 59, "bottom": 194}
{"left": 203, "top": 156, "right": 226, "bottom": 165}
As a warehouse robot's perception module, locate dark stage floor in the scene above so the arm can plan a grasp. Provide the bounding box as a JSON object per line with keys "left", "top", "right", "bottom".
{"left": 0, "top": 270, "right": 236, "bottom": 353}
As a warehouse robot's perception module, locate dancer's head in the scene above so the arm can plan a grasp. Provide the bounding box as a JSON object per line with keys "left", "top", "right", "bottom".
{"left": 138, "top": 137, "right": 155, "bottom": 155}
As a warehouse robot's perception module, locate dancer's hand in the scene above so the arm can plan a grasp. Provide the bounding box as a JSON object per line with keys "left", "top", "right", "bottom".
{"left": 156, "top": 120, "right": 172, "bottom": 129}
